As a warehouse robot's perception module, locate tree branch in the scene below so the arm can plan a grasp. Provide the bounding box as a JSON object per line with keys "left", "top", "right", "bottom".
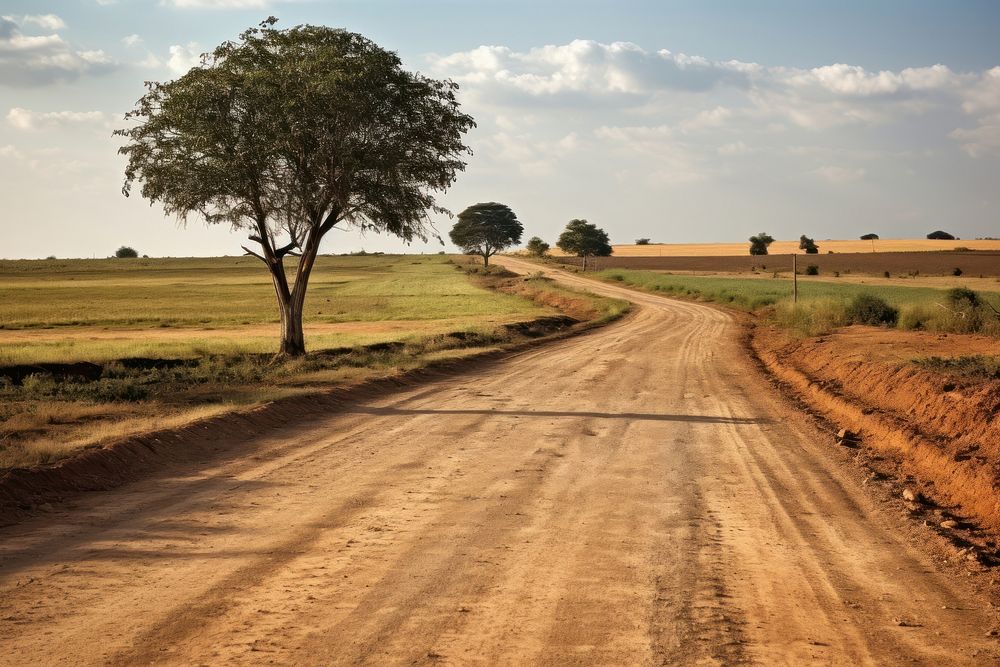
{"left": 241, "top": 245, "right": 266, "bottom": 262}
{"left": 274, "top": 240, "right": 300, "bottom": 258}
{"left": 320, "top": 207, "right": 341, "bottom": 234}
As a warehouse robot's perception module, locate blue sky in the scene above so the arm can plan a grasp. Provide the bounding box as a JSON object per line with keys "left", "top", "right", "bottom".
{"left": 1, "top": 1, "right": 998, "bottom": 258}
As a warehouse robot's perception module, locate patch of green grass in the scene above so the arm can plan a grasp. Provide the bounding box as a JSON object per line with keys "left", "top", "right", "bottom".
{"left": 596, "top": 269, "right": 1000, "bottom": 337}
{"left": 0, "top": 255, "right": 544, "bottom": 330}
{"left": 598, "top": 269, "right": 998, "bottom": 309}
{"left": 520, "top": 275, "right": 629, "bottom": 324}
{"left": 0, "top": 255, "right": 555, "bottom": 364}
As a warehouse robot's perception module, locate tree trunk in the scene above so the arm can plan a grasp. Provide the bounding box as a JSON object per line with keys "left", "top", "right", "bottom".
{"left": 482, "top": 253, "right": 489, "bottom": 267}
{"left": 251, "top": 214, "right": 334, "bottom": 360}
{"left": 277, "top": 296, "right": 306, "bottom": 357}
{"left": 265, "top": 261, "right": 305, "bottom": 359}
{"left": 276, "top": 225, "right": 324, "bottom": 358}
{"left": 582, "top": 254, "right": 588, "bottom": 271}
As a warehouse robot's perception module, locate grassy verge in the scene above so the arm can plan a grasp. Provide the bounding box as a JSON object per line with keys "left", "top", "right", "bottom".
{"left": 0, "top": 255, "right": 625, "bottom": 469}
{"left": 472, "top": 265, "right": 628, "bottom": 325}
{"left": 594, "top": 268, "right": 1000, "bottom": 337}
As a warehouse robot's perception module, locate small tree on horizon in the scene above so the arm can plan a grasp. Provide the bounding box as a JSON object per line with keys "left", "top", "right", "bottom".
{"left": 557, "top": 219, "right": 612, "bottom": 270}
{"left": 927, "top": 230, "right": 956, "bottom": 240}
{"left": 117, "top": 19, "right": 475, "bottom": 357}
{"left": 860, "top": 233, "right": 879, "bottom": 240}
{"left": 635, "top": 238, "right": 651, "bottom": 245}
{"left": 115, "top": 246, "right": 139, "bottom": 258}
{"left": 448, "top": 202, "right": 523, "bottom": 266}
{"left": 749, "top": 232, "right": 774, "bottom": 256}
{"left": 525, "top": 236, "right": 550, "bottom": 258}
{"left": 799, "top": 235, "right": 819, "bottom": 254}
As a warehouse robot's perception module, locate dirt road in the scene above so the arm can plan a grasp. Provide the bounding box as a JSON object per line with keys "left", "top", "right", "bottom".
{"left": 0, "top": 257, "right": 995, "bottom": 665}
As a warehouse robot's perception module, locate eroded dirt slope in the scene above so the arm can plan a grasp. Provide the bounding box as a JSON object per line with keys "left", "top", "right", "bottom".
{"left": 0, "top": 258, "right": 995, "bottom": 665}
{"left": 753, "top": 324, "right": 1000, "bottom": 536}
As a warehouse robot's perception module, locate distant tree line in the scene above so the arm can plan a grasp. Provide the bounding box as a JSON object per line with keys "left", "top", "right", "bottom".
{"left": 451, "top": 211, "right": 613, "bottom": 271}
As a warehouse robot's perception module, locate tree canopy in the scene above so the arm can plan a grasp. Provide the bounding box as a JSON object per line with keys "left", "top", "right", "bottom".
{"left": 749, "top": 232, "right": 774, "bottom": 256}
{"left": 115, "top": 246, "right": 138, "bottom": 258}
{"left": 557, "top": 219, "right": 612, "bottom": 269}
{"left": 860, "top": 233, "right": 879, "bottom": 240}
{"left": 799, "top": 235, "right": 819, "bottom": 254}
{"left": 116, "top": 18, "right": 475, "bottom": 356}
{"left": 927, "top": 230, "right": 956, "bottom": 240}
{"left": 525, "top": 236, "right": 550, "bottom": 257}
{"left": 448, "top": 202, "right": 523, "bottom": 266}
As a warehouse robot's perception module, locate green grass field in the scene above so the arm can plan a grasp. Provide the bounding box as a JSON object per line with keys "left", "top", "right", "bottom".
{"left": 0, "top": 255, "right": 543, "bottom": 328}
{"left": 0, "top": 255, "right": 551, "bottom": 364}
{"left": 0, "top": 254, "right": 626, "bottom": 468}
{"left": 596, "top": 269, "right": 1000, "bottom": 336}
{"left": 598, "top": 269, "right": 1000, "bottom": 310}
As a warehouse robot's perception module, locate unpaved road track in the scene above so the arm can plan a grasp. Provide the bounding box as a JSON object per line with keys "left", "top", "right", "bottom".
{"left": 0, "top": 258, "right": 995, "bottom": 665}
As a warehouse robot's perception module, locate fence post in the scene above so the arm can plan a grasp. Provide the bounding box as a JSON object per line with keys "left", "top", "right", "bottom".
{"left": 793, "top": 253, "right": 798, "bottom": 304}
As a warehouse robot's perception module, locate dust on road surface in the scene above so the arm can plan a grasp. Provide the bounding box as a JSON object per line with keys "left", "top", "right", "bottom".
{"left": 0, "top": 257, "right": 994, "bottom": 666}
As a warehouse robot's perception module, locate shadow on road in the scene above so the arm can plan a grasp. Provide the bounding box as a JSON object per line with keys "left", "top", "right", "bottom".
{"left": 347, "top": 405, "right": 768, "bottom": 425}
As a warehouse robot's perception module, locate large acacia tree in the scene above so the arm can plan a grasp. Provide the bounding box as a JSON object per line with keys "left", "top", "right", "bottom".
{"left": 557, "top": 219, "right": 612, "bottom": 270}
{"left": 448, "top": 202, "right": 523, "bottom": 266}
{"left": 117, "top": 18, "right": 475, "bottom": 356}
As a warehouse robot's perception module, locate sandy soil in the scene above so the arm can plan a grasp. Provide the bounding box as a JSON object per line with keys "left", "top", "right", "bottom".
{"left": 752, "top": 324, "right": 1000, "bottom": 534}
{"left": 0, "top": 258, "right": 996, "bottom": 665}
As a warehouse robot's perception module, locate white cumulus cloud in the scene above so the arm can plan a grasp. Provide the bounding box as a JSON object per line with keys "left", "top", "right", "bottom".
{"left": 951, "top": 113, "right": 1000, "bottom": 158}
{"left": 429, "top": 40, "right": 756, "bottom": 100}
{"left": 167, "top": 42, "right": 202, "bottom": 74}
{"left": 431, "top": 39, "right": 1000, "bottom": 160}
{"left": 781, "top": 63, "right": 962, "bottom": 97}
{"left": 0, "top": 15, "right": 114, "bottom": 86}
{"left": 21, "top": 14, "right": 67, "bottom": 31}
{"left": 6, "top": 107, "right": 110, "bottom": 131}
{"left": 961, "top": 66, "right": 1000, "bottom": 114}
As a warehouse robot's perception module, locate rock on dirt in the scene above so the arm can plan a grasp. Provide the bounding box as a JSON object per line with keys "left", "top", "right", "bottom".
{"left": 941, "top": 519, "right": 959, "bottom": 529}
{"left": 902, "top": 488, "right": 926, "bottom": 504}
{"left": 836, "top": 429, "right": 858, "bottom": 447}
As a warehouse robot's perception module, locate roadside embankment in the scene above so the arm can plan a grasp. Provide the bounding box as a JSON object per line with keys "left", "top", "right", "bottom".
{"left": 751, "top": 324, "right": 1000, "bottom": 537}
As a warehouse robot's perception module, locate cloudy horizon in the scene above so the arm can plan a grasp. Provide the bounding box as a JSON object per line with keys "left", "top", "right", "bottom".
{"left": 1, "top": 1, "right": 998, "bottom": 259}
